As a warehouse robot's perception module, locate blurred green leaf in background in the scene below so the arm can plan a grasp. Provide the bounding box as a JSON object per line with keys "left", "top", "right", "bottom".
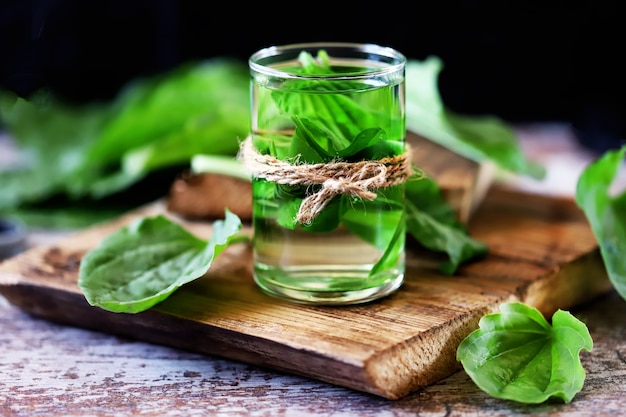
{"left": 0, "top": 58, "right": 250, "bottom": 227}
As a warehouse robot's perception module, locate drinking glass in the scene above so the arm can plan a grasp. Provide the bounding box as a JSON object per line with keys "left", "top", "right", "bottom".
{"left": 246, "top": 42, "right": 407, "bottom": 305}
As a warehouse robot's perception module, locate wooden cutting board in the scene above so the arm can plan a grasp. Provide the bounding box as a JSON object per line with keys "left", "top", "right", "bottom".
{"left": 0, "top": 185, "right": 613, "bottom": 400}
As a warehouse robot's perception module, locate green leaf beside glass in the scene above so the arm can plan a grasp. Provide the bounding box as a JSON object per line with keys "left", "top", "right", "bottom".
{"left": 78, "top": 210, "right": 244, "bottom": 313}
{"left": 457, "top": 302, "right": 592, "bottom": 404}
{"left": 405, "top": 57, "right": 546, "bottom": 180}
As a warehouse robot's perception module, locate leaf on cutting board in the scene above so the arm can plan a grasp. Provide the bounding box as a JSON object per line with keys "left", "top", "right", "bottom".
{"left": 77, "top": 210, "right": 243, "bottom": 313}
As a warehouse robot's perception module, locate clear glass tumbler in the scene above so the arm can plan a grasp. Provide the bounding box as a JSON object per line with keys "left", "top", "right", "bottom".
{"left": 246, "top": 42, "right": 407, "bottom": 305}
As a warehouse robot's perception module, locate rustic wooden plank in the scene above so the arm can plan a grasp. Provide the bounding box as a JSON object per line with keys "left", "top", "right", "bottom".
{"left": 0, "top": 187, "right": 614, "bottom": 400}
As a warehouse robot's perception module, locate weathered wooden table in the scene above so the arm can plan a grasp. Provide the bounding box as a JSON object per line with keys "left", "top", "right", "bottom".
{"left": 2, "top": 289, "right": 625, "bottom": 416}
{"left": 2, "top": 124, "right": 625, "bottom": 416}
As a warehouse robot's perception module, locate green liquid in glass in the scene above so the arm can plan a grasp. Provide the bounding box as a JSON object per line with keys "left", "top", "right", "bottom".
{"left": 250, "top": 47, "right": 406, "bottom": 305}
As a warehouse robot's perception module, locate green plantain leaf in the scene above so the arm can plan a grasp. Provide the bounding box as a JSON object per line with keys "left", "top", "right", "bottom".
{"left": 457, "top": 302, "right": 592, "bottom": 404}
{"left": 77, "top": 211, "right": 243, "bottom": 313}
{"left": 405, "top": 57, "right": 545, "bottom": 179}
{"left": 0, "top": 59, "right": 250, "bottom": 210}
{"left": 575, "top": 145, "right": 626, "bottom": 300}
{"left": 405, "top": 175, "right": 487, "bottom": 274}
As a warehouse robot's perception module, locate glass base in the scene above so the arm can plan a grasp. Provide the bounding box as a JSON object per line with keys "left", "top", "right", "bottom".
{"left": 253, "top": 266, "right": 404, "bottom": 305}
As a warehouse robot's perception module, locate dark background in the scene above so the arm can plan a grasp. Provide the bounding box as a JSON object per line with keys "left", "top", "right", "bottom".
{"left": 1, "top": 0, "right": 623, "bottom": 153}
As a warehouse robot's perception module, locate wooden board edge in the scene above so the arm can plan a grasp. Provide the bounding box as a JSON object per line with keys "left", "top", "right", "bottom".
{"left": 522, "top": 249, "right": 613, "bottom": 316}
{"left": 363, "top": 307, "right": 490, "bottom": 399}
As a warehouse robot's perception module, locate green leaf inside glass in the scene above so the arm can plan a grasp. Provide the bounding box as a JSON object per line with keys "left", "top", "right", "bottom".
{"left": 252, "top": 50, "right": 407, "bottom": 277}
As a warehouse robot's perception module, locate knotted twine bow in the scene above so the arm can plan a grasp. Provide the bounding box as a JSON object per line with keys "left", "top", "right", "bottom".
{"left": 238, "top": 136, "right": 414, "bottom": 225}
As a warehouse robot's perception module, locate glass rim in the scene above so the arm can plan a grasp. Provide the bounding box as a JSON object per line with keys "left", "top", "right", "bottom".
{"left": 249, "top": 42, "right": 406, "bottom": 81}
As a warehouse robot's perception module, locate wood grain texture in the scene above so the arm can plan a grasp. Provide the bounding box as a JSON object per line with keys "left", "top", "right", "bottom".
{"left": 0, "top": 187, "right": 614, "bottom": 400}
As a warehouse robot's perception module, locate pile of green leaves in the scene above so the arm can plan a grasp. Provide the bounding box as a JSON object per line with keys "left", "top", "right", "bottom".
{"left": 0, "top": 58, "right": 250, "bottom": 226}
